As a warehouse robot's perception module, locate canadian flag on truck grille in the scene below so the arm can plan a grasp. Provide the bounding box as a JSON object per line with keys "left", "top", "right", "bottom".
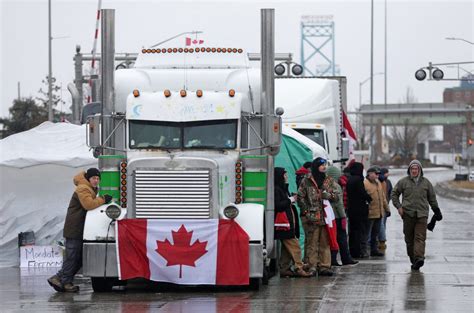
{"left": 116, "top": 219, "right": 249, "bottom": 285}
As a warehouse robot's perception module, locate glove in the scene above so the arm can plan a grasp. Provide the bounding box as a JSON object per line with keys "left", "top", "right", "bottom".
{"left": 103, "top": 194, "right": 112, "bottom": 204}
{"left": 321, "top": 191, "right": 332, "bottom": 200}
{"left": 385, "top": 211, "right": 391, "bottom": 218}
{"left": 427, "top": 215, "right": 437, "bottom": 231}
{"left": 432, "top": 208, "right": 443, "bottom": 221}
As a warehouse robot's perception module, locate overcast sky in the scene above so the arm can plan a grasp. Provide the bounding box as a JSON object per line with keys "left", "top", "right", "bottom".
{"left": 0, "top": 0, "right": 473, "bottom": 118}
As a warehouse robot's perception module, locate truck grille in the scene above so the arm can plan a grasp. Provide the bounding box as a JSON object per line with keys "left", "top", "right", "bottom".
{"left": 134, "top": 169, "right": 211, "bottom": 219}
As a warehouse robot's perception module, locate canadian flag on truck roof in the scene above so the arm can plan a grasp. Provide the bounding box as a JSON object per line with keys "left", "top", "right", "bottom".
{"left": 116, "top": 219, "right": 249, "bottom": 285}
{"left": 185, "top": 37, "right": 204, "bottom": 46}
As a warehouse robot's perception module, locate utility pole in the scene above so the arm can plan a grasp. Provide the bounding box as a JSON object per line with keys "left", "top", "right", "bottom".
{"left": 369, "top": 0, "right": 375, "bottom": 162}
{"left": 48, "top": 0, "right": 53, "bottom": 121}
{"left": 17, "top": 82, "right": 21, "bottom": 100}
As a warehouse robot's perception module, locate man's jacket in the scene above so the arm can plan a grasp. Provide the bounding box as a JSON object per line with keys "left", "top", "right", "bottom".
{"left": 63, "top": 171, "right": 105, "bottom": 239}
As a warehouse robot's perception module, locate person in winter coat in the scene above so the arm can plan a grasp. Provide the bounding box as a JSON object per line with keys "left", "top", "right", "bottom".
{"left": 274, "top": 167, "right": 312, "bottom": 278}
{"left": 295, "top": 161, "right": 312, "bottom": 188}
{"left": 363, "top": 166, "right": 390, "bottom": 257}
{"left": 326, "top": 166, "right": 359, "bottom": 266}
{"left": 48, "top": 168, "right": 112, "bottom": 292}
{"left": 391, "top": 160, "right": 442, "bottom": 270}
{"left": 346, "top": 162, "right": 372, "bottom": 259}
{"left": 378, "top": 167, "right": 393, "bottom": 253}
{"left": 298, "top": 157, "right": 339, "bottom": 276}
{"left": 338, "top": 166, "right": 351, "bottom": 213}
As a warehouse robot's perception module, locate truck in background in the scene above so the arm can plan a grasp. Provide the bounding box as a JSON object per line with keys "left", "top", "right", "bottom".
{"left": 275, "top": 76, "right": 349, "bottom": 163}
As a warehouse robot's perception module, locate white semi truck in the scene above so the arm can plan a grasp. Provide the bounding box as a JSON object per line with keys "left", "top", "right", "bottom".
{"left": 81, "top": 9, "right": 282, "bottom": 291}
{"left": 275, "top": 77, "right": 349, "bottom": 163}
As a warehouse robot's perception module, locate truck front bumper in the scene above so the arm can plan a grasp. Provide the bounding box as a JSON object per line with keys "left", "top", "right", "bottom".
{"left": 83, "top": 242, "right": 264, "bottom": 279}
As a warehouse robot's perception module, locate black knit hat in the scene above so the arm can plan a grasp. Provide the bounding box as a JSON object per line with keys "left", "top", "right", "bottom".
{"left": 85, "top": 168, "right": 101, "bottom": 180}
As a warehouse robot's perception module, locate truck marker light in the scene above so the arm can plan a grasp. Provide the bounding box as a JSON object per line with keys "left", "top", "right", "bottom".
{"left": 189, "top": 48, "right": 194, "bottom": 53}
{"left": 206, "top": 48, "right": 211, "bottom": 52}
{"left": 173, "top": 48, "right": 178, "bottom": 53}
{"left": 232, "top": 48, "right": 237, "bottom": 53}
{"left": 178, "top": 48, "right": 183, "bottom": 53}
{"left": 184, "top": 48, "right": 189, "bottom": 53}
{"left": 236, "top": 186, "right": 242, "bottom": 191}
{"left": 162, "top": 49, "right": 167, "bottom": 54}
{"left": 211, "top": 48, "right": 216, "bottom": 53}
{"left": 151, "top": 49, "right": 156, "bottom": 53}
{"left": 167, "top": 48, "right": 172, "bottom": 53}
{"left": 196, "top": 90, "right": 203, "bottom": 97}
{"left": 229, "top": 89, "right": 235, "bottom": 97}
{"left": 164, "top": 90, "right": 171, "bottom": 97}
{"left": 222, "top": 48, "right": 227, "bottom": 53}
{"left": 121, "top": 174, "right": 126, "bottom": 180}
{"left": 180, "top": 90, "right": 187, "bottom": 97}
{"left": 142, "top": 49, "right": 146, "bottom": 53}
{"left": 236, "top": 174, "right": 242, "bottom": 180}
{"left": 227, "top": 48, "right": 232, "bottom": 53}
{"left": 195, "top": 48, "right": 200, "bottom": 52}
{"left": 121, "top": 186, "right": 127, "bottom": 192}
{"left": 236, "top": 180, "right": 241, "bottom": 185}
{"left": 133, "top": 89, "right": 140, "bottom": 97}
{"left": 235, "top": 167, "right": 242, "bottom": 173}
{"left": 156, "top": 48, "right": 161, "bottom": 53}
{"left": 238, "top": 49, "right": 243, "bottom": 53}
{"left": 217, "top": 48, "right": 222, "bottom": 53}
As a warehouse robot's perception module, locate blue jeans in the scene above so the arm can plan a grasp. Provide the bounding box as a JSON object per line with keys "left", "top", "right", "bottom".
{"left": 366, "top": 218, "right": 381, "bottom": 253}
{"left": 56, "top": 238, "right": 83, "bottom": 285}
{"left": 378, "top": 215, "right": 388, "bottom": 241}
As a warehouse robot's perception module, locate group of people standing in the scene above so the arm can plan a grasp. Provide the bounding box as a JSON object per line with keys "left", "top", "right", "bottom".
{"left": 275, "top": 158, "right": 443, "bottom": 278}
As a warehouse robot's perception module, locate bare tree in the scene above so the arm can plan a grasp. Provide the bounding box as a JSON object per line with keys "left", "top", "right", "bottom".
{"left": 389, "top": 87, "right": 432, "bottom": 161}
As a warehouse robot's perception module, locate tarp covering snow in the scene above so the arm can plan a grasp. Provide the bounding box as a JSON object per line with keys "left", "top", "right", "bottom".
{"left": 0, "top": 122, "right": 96, "bottom": 267}
{"left": 0, "top": 122, "right": 95, "bottom": 168}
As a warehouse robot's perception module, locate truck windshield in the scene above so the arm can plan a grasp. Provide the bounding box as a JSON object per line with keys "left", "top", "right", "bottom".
{"left": 129, "top": 119, "right": 237, "bottom": 149}
{"left": 295, "top": 129, "right": 326, "bottom": 149}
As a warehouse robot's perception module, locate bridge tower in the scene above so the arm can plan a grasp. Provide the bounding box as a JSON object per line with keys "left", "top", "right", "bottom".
{"left": 300, "top": 15, "right": 338, "bottom": 76}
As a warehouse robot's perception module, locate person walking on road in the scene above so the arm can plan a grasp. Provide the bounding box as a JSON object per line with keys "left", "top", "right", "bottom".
{"left": 47, "top": 168, "right": 112, "bottom": 292}
{"left": 274, "top": 167, "right": 312, "bottom": 278}
{"left": 378, "top": 167, "right": 393, "bottom": 253}
{"left": 364, "top": 166, "right": 390, "bottom": 257}
{"left": 298, "top": 157, "right": 339, "bottom": 276}
{"left": 346, "top": 162, "right": 372, "bottom": 259}
{"left": 391, "top": 160, "right": 443, "bottom": 270}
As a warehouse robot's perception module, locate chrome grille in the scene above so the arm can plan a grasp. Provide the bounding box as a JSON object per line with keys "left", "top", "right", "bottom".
{"left": 134, "top": 169, "right": 211, "bottom": 219}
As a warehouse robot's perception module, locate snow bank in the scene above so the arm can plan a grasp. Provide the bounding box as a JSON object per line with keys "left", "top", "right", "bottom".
{"left": 0, "top": 122, "right": 96, "bottom": 267}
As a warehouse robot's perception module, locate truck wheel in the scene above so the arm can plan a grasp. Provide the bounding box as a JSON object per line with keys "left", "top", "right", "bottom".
{"left": 262, "top": 265, "right": 270, "bottom": 285}
{"left": 248, "top": 278, "right": 261, "bottom": 291}
{"left": 91, "top": 277, "right": 116, "bottom": 292}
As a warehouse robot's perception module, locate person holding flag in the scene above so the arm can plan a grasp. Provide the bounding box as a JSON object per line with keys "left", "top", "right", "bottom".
{"left": 297, "top": 157, "right": 339, "bottom": 277}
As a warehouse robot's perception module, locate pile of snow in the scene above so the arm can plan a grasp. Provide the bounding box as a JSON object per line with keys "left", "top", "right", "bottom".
{"left": 0, "top": 122, "right": 96, "bottom": 267}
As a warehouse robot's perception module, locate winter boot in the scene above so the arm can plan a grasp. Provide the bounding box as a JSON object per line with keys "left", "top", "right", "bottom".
{"left": 331, "top": 251, "right": 342, "bottom": 266}
{"left": 63, "top": 283, "right": 79, "bottom": 292}
{"left": 378, "top": 241, "right": 387, "bottom": 253}
{"left": 47, "top": 275, "right": 64, "bottom": 292}
{"left": 411, "top": 258, "right": 425, "bottom": 271}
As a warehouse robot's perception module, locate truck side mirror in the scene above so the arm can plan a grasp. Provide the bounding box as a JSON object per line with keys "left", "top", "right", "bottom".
{"left": 86, "top": 114, "right": 102, "bottom": 150}
{"left": 341, "top": 137, "right": 350, "bottom": 161}
{"left": 267, "top": 115, "right": 281, "bottom": 156}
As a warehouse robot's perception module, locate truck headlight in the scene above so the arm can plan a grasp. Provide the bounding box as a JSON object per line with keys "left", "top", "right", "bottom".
{"left": 105, "top": 204, "right": 121, "bottom": 220}
{"left": 224, "top": 205, "right": 239, "bottom": 219}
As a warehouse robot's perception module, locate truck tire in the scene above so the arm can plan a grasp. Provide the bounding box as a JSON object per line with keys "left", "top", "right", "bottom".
{"left": 248, "top": 278, "right": 261, "bottom": 291}
{"left": 91, "top": 277, "right": 116, "bottom": 292}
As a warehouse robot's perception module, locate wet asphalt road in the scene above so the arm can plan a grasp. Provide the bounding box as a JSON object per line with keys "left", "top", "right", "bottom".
{"left": 0, "top": 168, "right": 473, "bottom": 312}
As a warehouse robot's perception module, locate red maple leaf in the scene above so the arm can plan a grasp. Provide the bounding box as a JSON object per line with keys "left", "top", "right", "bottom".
{"left": 155, "top": 224, "right": 208, "bottom": 278}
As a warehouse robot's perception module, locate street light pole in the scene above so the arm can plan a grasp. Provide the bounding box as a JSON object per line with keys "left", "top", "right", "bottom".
{"left": 48, "top": 0, "right": 53, "bottom": 122}
{"left": 359, "top": 73, "right": 384, "bottom": 107}
{"left": 370, "top": 0, "right": 375, "bottom": 161}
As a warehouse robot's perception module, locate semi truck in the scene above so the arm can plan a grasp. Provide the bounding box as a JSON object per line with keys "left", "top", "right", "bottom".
{"left": 275, "top": 76, "right": 349, "bottom": 163}
{"left": 81, "top": 9, "right": 282, "bottom": 291}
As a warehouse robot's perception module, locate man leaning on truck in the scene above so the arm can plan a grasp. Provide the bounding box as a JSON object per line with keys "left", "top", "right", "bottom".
{"left": 47, "top": 168, "right": 112, "bottom": 292}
